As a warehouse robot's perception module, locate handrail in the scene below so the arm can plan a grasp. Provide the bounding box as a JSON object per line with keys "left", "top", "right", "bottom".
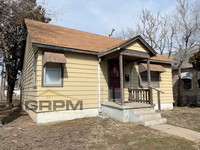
{"left": 147, "top": 85, "right": 164, "bottom": 94}
{"left": 147, "top": 84, "right": 164, "bottom": 113}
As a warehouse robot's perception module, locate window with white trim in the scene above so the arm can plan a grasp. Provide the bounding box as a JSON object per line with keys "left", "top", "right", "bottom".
{"left": 139, "top": 71, "right": 159, "bottom": 88}
{"left": 44, "top": 63, "right": 62, "bottom": 86}
{"left": 33, "top": 53, "right": 38, "bottom": 87}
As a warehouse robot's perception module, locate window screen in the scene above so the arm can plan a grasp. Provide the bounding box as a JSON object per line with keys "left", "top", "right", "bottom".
{"left": 44, "top": 63, "right": 61, "bottom": 86}
{"left": 139, "top": 71, "right": 159, "bottom": 88}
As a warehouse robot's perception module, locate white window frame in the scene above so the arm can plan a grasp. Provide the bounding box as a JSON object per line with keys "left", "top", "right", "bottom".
{"left": 43, "top": 63, "right": 62, "bottom": 87}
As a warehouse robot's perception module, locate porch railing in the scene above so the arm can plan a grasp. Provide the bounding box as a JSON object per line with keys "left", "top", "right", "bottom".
{"left": 147, "top": 85, "right": 164, "bottom": 113}
{"left": 128, "top": 85, "right": 164, "bottom": 113}
{"left": 128, "top": 88, "right": 150, "bottom": 104}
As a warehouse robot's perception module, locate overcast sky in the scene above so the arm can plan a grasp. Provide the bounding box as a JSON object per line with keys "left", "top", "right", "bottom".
{"left": 38, "top": 0, "right": 198, "bottom": 37}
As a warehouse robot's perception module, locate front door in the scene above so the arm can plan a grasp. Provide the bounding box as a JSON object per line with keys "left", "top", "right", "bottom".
{"left": 110, "top": 62, "right": 121, "bottom": 101}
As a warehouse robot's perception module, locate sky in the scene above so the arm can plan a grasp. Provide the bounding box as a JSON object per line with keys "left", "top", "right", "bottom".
{"left": 38, "top": 0, "right": 183, "bottom": 37}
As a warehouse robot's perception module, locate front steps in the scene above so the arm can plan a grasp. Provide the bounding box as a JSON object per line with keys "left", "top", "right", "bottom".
{"left": 101, "top": 102, "right": 166, "bottom": 126}
{"left": 129, "top": 108, "right": 167, "bottom": 126}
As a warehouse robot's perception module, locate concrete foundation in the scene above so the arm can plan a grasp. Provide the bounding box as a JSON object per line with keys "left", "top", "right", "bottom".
{"left": 25, "top": 108, "right": 98, "bottom": 124}
{"left": 101, "top": 102, "right": 151, "bottom": 123}
{"left": 154, "top": 103, "right": 173, "bottom": 110}
{"left": 101, "top": 102, "right": 167, "bottom": 126}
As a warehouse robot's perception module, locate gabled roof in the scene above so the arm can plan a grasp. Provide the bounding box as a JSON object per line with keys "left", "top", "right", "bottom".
{"left": 25, "top": 19, "right": 175, "bottom": 63}
{"left": 163, "top": 46, "right": 199, "bottom": 69}
{"left": 100, "top": 35, "right": 157, "bottom": 56}
{"left": 25, "top": 19, "right": 124, "bottom": 53}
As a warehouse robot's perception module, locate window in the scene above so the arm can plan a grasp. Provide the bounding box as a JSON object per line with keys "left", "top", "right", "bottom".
{"left": 33, "top": 53, "right": 38, "bottom": 87}
{"left": 139, "top": 71, "right": 159, "bottom": 88}
{"left": 44, "top": 63, "right": 62, "bottom": 86}
{"left": 183, "top": 79, "right": 192, "bottom": 90}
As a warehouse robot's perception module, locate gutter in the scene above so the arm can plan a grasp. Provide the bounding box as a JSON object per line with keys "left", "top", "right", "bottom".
{"left": 32, "top": 43, "right": 99, "bottom": 55}
{"left": 98, "top": 58, "right": 102, "bottom": 115}
{"left": 150, "top": 59, "right": 176, "bottom": 64}
{"left": 98, "top": 47, "right": 120, "bottom": 57}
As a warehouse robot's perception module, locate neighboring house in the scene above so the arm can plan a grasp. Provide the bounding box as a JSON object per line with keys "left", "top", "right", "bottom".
{"left": 164, "top": 46, "right": 200, "bottom": 105}
{"left": 19, "top": 19, "right": 175, "bottom": 124}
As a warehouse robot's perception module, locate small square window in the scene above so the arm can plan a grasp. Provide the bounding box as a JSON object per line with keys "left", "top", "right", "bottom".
{"left": 183, "top": 79, "right": 192, "bottom": 90}
{"left": 44, "top": 63, "right": 62, "bottom": 86}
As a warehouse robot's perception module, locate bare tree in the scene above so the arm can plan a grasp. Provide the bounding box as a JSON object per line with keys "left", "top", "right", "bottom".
{"left": 0, "top": 0, "right": 67, "bottom": 108}
{"left": 172, "top": 0, "right": 200, "bottom": 106}
{"left": 115, "top": 0, "right": 200, "bottom": 106}
{"left": 115, "top": 8, "right": 177, "bottom": 56}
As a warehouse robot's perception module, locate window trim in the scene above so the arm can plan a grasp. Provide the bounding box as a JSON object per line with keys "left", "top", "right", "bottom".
{"left": 42, "top": 50, "right": 64, "bottom": 87}
{"left": 139, "top": 71, "right": 160, "bottom": 88}
{"left": 33, "top": 52, "right": 38, "bottom": 88}
{"left": 182, "top": 79, "right": 193, "bottom": 90}
{"left": 138, "top": 62, "right": 160, "bottom": 88}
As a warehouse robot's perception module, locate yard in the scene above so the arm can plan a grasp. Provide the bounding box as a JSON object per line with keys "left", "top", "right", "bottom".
{"left": 162, "top": 107, "right": 200, "bottom": 132}
{"left": 0, "top": 105, "right": 200, "bottom": 150}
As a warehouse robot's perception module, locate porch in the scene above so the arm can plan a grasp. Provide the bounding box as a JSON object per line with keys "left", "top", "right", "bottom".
{"left": 99, "top": 38, "right": 167, "bottom": 125}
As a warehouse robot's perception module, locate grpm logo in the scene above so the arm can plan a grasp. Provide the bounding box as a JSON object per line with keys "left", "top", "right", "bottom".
{"left": 25, "top": 100, "right": 83, "bottom": 111}
{"left": 26, "top": 89, "right": 83, "bottom": 111}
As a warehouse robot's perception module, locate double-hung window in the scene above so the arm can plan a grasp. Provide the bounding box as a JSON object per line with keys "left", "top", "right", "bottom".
{"left": 139, "top": 71, "right": 159, "bottom": 88}
{"left": 44, "top": 63, "right": 62, "bottom": 86}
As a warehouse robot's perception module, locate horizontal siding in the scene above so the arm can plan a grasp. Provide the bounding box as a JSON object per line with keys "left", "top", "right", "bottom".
{"left": 22, "top": 34, "right": 38, "bottom": 108}
{"left": 35, "top": 50, "right": 103, "bottom": 112}
{"left": 124, "top": 40, "right": 150, "bottom": 53}
{"left": 124, "top": 62, "right": 174, "bottom": 104}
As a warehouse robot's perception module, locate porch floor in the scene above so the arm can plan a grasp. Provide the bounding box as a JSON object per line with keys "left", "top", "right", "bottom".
{"left": 101, "top": 101, "right": 151, "bottom": 110}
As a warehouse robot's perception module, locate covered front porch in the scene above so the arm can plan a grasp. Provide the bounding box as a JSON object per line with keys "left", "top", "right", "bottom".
{"left": 98, "top": 37, "right": 166, "bottom": 125}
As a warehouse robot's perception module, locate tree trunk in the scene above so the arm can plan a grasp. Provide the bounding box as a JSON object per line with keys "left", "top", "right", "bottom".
{"left": 177, "top": 64, "right": 182, "bottom": 106}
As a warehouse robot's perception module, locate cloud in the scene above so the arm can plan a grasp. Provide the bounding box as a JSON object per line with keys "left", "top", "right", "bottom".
{"left": 37, "top": 0, "right": 197, "bottom": 36}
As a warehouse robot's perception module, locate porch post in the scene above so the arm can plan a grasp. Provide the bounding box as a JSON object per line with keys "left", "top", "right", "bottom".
{"left": 119, "top": 54, "right": 124, "bottom": 106}
{"left": 147, "top": 59, "right": 153, "bottom": 108}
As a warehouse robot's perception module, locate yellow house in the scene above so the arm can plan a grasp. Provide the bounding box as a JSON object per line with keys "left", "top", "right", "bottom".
{"left": 20, "top": 19, "right": 175, "bottom": 124}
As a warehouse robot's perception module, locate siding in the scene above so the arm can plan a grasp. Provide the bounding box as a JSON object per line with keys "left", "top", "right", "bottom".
{"left": 35, "top": 50, "right": 106, "bottom": 112}
{"left": 124, "top": 40, "right": 150, "bottom": 53}
{"left": 22, "top": 34, "right": 38, "bottom": 109}
{"left": 124, "top": 62, "right": 174, "bottom": 104}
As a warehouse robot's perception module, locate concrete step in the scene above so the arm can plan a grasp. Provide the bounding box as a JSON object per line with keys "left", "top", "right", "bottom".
{"left": 130, "top": 108, "right": 155, "bottom": 115}
{"left": 129, "top": 112, "right": 161, "bottom": 122}
{"left": 138, "top": 113, "right": 161, "bottom": 121}
{"left": 140, "top": 118, "right": 167, "bottom": 126}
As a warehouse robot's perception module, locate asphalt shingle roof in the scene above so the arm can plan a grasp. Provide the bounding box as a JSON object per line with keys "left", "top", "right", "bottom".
{"left": 25, "top": 19, "right": 175, "bottom": 63}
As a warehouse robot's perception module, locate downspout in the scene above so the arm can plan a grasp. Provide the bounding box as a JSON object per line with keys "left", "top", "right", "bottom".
{"left": 98, "top": 58, "right": 102, "bottom": 115}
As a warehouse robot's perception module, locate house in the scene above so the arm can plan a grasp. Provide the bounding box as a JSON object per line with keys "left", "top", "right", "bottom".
{"left": 164, "top": 46, "right": 200, "bottom": 106}
{"left": 19, "top": 19, "right": 175, "bottom": 124}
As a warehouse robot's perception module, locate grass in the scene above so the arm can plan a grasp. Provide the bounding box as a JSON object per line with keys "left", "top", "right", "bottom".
{"left": 0, "top": 107, "right": 199, "bottom": 149}
{"left": 162, "top": 107, "right": 200, "bottom": 132}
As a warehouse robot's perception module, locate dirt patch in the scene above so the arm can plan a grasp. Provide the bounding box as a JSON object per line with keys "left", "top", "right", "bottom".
{"left": 162, "top": 107, "right": 200, "bottom": 132}
{"left": 0, "top": 109, "right": 199, "bottom": 150}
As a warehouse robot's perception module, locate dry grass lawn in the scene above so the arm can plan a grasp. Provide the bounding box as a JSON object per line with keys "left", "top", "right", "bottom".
{"left": 0, "top": 108, "right": 199, "bottom": 150}
{"left": 162, "top": 107, "right": 200, "bottom": 132}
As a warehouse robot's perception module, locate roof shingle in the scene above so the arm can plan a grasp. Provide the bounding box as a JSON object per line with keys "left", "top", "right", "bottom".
{"left": 25, "top": 19, "right": 175, "bottom": 63}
